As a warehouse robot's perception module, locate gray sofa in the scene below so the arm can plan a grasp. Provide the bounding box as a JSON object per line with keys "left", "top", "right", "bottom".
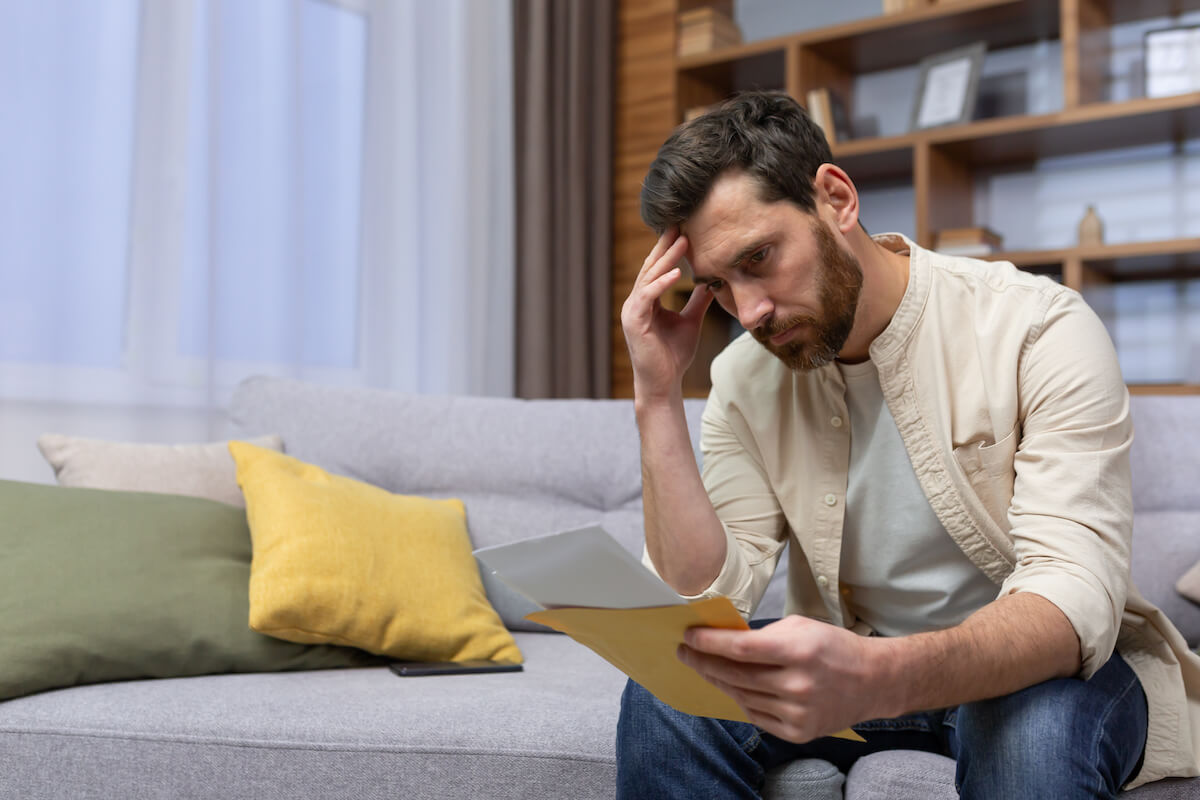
{"left": 1, "top": 375, "right": 1197, "bottom": 799}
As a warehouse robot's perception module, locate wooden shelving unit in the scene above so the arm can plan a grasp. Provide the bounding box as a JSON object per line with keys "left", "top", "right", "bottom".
{"left": 611, "top": 0, "right": 1200, "bottom": 398}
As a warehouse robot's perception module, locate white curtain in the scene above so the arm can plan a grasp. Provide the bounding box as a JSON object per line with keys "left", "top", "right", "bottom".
{"left": 0, "top": 0, "right": 514, "bottom": 475}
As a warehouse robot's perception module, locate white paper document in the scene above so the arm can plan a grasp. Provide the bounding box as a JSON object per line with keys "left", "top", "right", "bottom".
{"left": 474, "top": 525, "right": 684, "bottom": 610}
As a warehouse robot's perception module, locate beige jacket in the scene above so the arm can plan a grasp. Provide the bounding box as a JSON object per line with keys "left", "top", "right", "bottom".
{"left": 655, "top": 234, "right": 1200, "bottom": 788}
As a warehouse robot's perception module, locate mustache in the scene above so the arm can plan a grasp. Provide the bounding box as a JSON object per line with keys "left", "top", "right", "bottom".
{"left": 752, "top": 314, "right": 817, "bottom": 341}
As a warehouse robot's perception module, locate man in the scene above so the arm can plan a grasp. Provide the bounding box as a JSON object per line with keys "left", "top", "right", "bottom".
{"left": 616, "top": 91, "right": 1200, "bottom": 799}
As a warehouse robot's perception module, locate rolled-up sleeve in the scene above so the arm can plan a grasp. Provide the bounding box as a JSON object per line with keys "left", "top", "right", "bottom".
{"left": 1001, "top": 289, "right": 1133, "bottom": 678}
{"left": 640, "top": 384, "right": 788, "bottom": 618}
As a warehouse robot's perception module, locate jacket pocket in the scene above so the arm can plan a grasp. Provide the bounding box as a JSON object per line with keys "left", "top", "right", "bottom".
{"left": 953, "top": 426, "right": 1019, "bottom": 527}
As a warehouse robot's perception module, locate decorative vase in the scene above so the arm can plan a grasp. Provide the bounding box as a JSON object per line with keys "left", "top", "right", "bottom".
{"left": 1078, "top": 205, "right": 1104, "bottom": 246}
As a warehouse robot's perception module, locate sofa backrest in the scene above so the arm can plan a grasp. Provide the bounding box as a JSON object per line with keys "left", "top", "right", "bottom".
{"left": 230, "top": 377, "right": 1199, "bottom": 643}
{"left": 1128, "top": 396, "right": 1200, "bottom": 645}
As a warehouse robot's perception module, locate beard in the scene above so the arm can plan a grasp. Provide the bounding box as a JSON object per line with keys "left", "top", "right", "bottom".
{"left": 751, "top": 220, "right": 863, "bottom": 371}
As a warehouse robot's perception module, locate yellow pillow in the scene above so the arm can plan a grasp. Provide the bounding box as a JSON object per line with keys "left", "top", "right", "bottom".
{"left": 229, "top": 441, "right": 521, "bottom": 664}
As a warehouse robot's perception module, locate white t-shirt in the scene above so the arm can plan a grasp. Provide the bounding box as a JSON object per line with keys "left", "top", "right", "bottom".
{"left": 837, "top": 359, "right": 997, "bottom": 637}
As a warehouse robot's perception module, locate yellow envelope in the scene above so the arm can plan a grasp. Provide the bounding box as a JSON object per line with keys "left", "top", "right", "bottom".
{"left": 526, "top": 596, "right": 863, "bottom": 742}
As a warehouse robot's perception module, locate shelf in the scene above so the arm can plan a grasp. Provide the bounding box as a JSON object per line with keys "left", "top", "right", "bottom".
{"left": 1128, "top": 384, "right": 1200, "bottom": 395}
{"left": 798, "top": 0, "right": 1056, "bottom": 74}
{"left": 928, "top": 93, "right": 1200, "bottom": 167}
{"left": 677, "top": 0, "right": 1056, "bottom": 75}
{"left": 677, "top": 0, "right": 1200, "bottom": 76}
{"left": 1080, "top": 238, "right": 1200, "bottom": 280}
{"left": 987, "top": 238, "right": 1200, "bottom": 281}
{"left": 829, "top": 93, "right": 1200, "bottom": 182}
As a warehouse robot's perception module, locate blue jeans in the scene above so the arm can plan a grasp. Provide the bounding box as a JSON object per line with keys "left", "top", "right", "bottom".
{"left": 616, "top": 648, "right": 1147, "bottom": 799}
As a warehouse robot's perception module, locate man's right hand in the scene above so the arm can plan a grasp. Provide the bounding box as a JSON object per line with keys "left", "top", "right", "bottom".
{"left": 620, "top": 227, "right": 715, "bottom": 405}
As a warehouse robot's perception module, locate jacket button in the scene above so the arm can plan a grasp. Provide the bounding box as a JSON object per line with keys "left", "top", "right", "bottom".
{"left": 831, "top": 416, "right": 844, "bottom": 428}
{"left": 816, "top": 575, "right": 830, "bottom": 588}
{"left": 824, "top": 493, "right": 837, "bottom": 506}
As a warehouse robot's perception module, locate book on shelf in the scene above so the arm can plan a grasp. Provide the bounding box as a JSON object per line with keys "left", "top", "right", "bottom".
{"left": 475, "top": 525, "right": 863, "bottom": 740}
{"left": 805, "top": 88, "right": 851, "bottom": 145}
{"left": 678, "top": 6, "right": 743, "bottom": 57}
{"left": 934, "top": 226, "right": 1004, "bottom": 256}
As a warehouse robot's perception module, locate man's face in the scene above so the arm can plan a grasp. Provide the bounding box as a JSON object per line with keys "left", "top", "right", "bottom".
{"left": 682, "top": 172, "right": 863, "bottom": 371}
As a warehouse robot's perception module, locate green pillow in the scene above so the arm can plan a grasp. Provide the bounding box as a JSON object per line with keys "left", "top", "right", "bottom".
{"left": 0, "top": 480, "right": 382, "bottom": 701}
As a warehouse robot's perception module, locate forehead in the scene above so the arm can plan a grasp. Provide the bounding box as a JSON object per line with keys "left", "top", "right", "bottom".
{"left": 681, "top": 172, "right": 802, "bottom": 272}
{"left": 684, "top": 172, "right": 765, "bottom": 232}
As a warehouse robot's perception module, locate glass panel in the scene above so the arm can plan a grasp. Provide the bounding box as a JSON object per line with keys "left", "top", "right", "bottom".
{"left": 0, "top": 2, "right": 139, "bottom": 366}
{"left": 178, "top": 0, "right": 365, "bottom": 367}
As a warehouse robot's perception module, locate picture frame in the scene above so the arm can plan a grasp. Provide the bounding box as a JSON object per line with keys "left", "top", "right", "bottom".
{"left": 909, "top": 42, "right": 986, "bottom": 131}
{"left": 1144, "top": 25, "right": 1200, "bottom": 99}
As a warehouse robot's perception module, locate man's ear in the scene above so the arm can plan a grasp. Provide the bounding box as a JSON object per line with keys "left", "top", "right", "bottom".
{"left": 814, "top": 163, "right": 859, "bottom": 235}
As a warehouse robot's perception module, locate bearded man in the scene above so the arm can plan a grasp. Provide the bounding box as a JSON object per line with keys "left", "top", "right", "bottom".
{"left": 616, "top": 90, "right": 1200, "bottom": 799}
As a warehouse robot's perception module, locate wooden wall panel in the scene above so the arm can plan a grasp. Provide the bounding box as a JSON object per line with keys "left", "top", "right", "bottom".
{"left": 610, "top": 0, "right": 678, "bottom": 398}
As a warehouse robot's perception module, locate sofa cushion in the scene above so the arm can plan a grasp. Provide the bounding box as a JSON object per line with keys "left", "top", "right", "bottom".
{"left": 230, "top": 441, "right": 521, "bottom": 664}
{"left": 0, "top": 632, "right": 624, "bottom": 800}
{"left": 37, "top": 432, "right": 283, "bottom": 508}
{"left": 0, "top": 480, "right": 379, "bottom": 702}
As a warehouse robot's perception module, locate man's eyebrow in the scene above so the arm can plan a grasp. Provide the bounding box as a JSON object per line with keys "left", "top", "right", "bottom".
{"left": 692, "top": 241, "right": 764, "bottom": 285}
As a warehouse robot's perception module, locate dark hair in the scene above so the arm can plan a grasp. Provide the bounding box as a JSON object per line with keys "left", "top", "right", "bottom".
{"left": 640, "top": 91, "right": 833, "bottom": 234}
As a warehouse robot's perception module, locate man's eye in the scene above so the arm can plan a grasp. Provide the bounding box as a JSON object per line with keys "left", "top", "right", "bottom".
{"left": 749, "top": 248, "right": 767, "bottom": 264}
{"left": 707, "top": 280, "right": 725, "bottom": 292}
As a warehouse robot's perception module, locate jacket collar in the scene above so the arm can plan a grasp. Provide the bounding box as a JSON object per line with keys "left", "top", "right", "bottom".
{"left": 866, "top": 232, "right": 927, "bottom": 365}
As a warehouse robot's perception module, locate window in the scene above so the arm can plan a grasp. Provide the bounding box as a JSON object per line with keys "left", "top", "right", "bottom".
{"left": 0, "top": 2, "right": 140, "bottom": 370}
{"left": 1, "top": 0, "right": 368, "bottom": 405}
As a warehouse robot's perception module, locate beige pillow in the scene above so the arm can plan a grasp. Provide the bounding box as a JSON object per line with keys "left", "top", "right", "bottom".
{"left": 38, "top": 433, "right": 283, "bottom": 507}
{"left": 1178, "top": 560, "right": 1200, "bottom": 606}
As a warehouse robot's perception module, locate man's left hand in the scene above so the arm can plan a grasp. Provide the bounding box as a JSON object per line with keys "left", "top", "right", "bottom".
{"left": 678, "top": 615, "right": 889, "bottom": 743}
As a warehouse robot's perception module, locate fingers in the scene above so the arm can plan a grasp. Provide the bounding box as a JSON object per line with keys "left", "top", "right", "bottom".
{"left": 641, "top": 226, "right": 679, "bottom": 271}
{"left": 689, "top": 659, "right": 781, "bottom": 709}
{"left": 678, "top": 645, "right": 773, "bottom": 688}
{"left": 636, "top": 230, "right": 689, "bottom": 291}
{"left": 677, "top": 646, "right": 812, "bottom": 736}
{"left": 680, "top": 283, "right": 714, "bottom": 322}
{"left": 683, "top": 626, "right": 786, "bottom": 665}
{"left": 677, "top": 644, "right": 818, "bottom": 743}
{"left": 623, "top": 234, "right": 690, "bottom": 333}
{"left": 645, "top": 264, "right": 683, "bottom": 297}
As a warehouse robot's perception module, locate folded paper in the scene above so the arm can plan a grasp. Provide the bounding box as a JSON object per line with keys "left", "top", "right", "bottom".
{"left": 527, "top": 596, "right": 863, "bottom": 742}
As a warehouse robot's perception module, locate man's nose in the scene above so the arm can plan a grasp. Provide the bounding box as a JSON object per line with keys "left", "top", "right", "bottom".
{"left": 731, "top": 283, "right": 772, "bottom": 331}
